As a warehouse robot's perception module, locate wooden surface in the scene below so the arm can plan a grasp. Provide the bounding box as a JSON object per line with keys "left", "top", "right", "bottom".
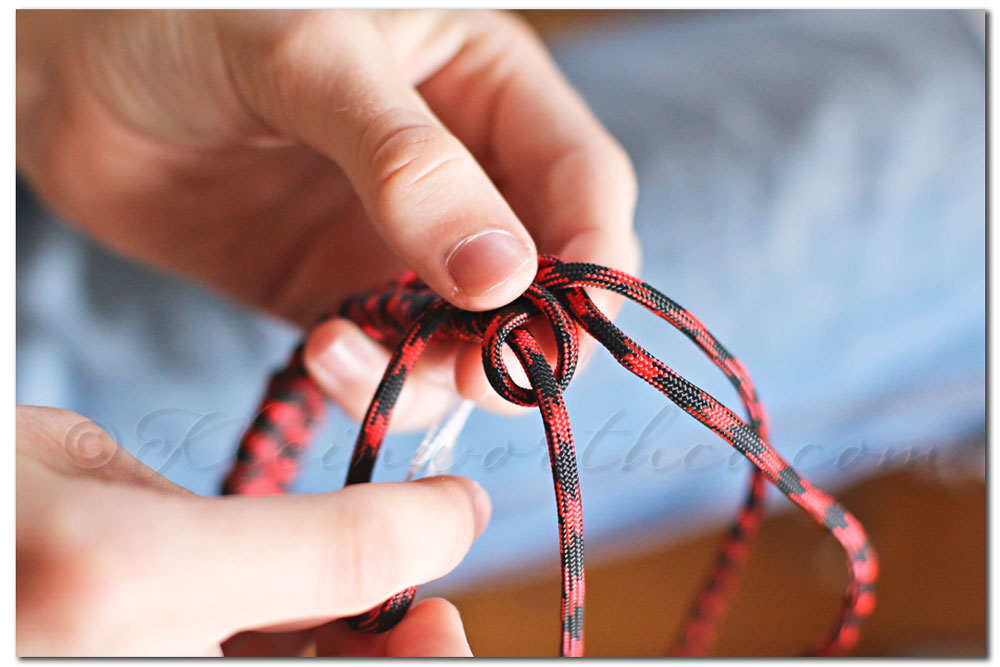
{"left": 516, "top": 10, "right": 651, "bottom": 38}
{"left": 451, "top": 467, "right": 986, "bottom": 656}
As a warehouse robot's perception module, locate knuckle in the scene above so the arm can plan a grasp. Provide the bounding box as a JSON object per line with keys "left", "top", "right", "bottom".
{"left": 360, "top": 110, "right": 466, "bottom": 205}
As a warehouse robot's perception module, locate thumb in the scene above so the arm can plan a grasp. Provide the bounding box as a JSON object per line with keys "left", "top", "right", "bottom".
{"left": 223, "top": 13, "right": 537, "bottom": 311}
{"left": 169, "top": 475, "right": 491, "bottom": 640}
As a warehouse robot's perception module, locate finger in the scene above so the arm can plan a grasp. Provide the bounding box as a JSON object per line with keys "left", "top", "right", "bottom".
{"left": 221, "top": 628, "right": 315, "bottom": 657}
{"left": 16, "top": 405, "right": 190, "bottom": 494}
{"left": 224, "top": 12, "right": 537, "bottom": 311}
{"left": 415, "top": 10, "right": 641, "bottom": 321}
{"left": 305, "top": 317, "right": 531, "bottom": 424}
{"left": 313, "top": 597, "right": 472, "bottom": 657}
{"left": 312, "top": 618, "right": 390, "bottom": 657}
{"left": 304, "top": 317, "right": 465, "bottom": 430}
{"left": 385, "top": 598, "right": 473, "bottom": 657}
{"left": 418, "top": 11, "right": 638, "bottom": 262}
{"left": 557, "top": 227, "right": 642, "bottom": 369}
{"left": 157, "top": 475, "right": 491, "bottom": 640}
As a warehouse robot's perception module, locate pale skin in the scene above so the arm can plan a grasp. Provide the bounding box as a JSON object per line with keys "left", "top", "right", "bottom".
{"left": 17, "top": 9, "right": 639, "bottom": 655}
{"left": 17, "top": 405, "right": 489, "bottom": 656}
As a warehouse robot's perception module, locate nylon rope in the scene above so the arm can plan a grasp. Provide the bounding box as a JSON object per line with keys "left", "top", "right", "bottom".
{"left": 222, "top": 254, "right": 878, "bottom": 657}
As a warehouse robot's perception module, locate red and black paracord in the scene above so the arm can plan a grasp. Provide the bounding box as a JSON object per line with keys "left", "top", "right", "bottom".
{"left": 222, "top": 255, "right": 878, "bottom": 657}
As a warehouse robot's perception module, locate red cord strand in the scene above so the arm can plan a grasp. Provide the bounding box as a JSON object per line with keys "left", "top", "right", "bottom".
{"left": 224, "top": 254, "right": 877, "bottom": 656}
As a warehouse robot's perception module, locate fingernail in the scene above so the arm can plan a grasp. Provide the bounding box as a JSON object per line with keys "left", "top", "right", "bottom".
{"left": 316, "top": 327, "right": 383, "bottom": 392}
{"left": 446, "top": 230, "right": 533, "bottom": 297}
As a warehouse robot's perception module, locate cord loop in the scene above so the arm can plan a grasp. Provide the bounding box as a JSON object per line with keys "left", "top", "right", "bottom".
{"left": 224, "top": 254, "right": 877, "bottom": 657}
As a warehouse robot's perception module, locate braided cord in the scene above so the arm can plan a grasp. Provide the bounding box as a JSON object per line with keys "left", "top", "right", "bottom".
{"left": 224, "top": 255, "right": 877, "bottom": 656}
{"left": 222, "top": 346, "right": 326, "bottom": 496}
{"left": 551, "top": 264, "right": 876, "bottom": 654}
{"left": 508, "top": 327, "right": 585, "bottom": 656}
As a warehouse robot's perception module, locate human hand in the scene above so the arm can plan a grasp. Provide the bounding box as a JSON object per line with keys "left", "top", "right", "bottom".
{"left": 16, "top": 405, "right": 490, "bottom": 656}
{"left": 16, "top": 9, "right": 639, "bottom": 426}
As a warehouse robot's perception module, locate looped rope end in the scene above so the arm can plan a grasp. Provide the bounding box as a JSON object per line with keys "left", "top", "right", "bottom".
{"left": 225, "top": 255, "right": 877, "bottom": 658}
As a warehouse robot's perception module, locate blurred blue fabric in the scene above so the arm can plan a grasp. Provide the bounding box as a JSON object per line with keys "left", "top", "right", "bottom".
{"left": 17, "top": 10, "right": 984, "bottom": 590}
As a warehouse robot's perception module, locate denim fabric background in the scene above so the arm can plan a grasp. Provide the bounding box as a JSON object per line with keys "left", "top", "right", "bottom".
{"left": 17, "top": 10, "right": 985, "bottom": 590}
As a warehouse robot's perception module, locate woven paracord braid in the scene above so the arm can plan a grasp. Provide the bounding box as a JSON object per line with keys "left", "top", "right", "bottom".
{"left": 222, "top": 255, "right": 877, "bottom": 657}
